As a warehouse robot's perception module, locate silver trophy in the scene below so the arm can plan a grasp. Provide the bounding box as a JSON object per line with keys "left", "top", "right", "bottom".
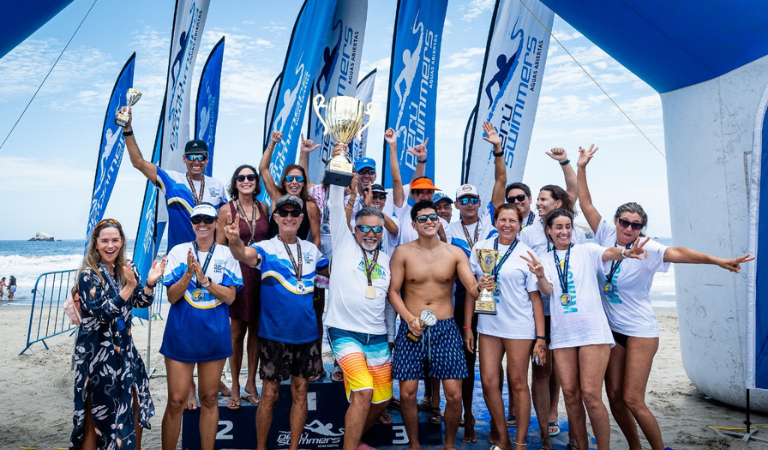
{"left": 115, "top": 88, "right": 142, "bottom": 127}
{"left": 312, "top": 94, "right": 378, "bottom": 186}
{"left": 406, "top": 310, "right": 437, "bottom": 342}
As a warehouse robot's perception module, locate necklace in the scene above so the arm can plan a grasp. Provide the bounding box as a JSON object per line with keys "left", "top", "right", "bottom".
{"left": 235, "top": 199, "right": 258, "bottom": 245}
{"left": 462, "top": 220, "right": 480, "bottom": 249}
{"left": 186, "top": 173, "right": 205, "bottom": 206}
{"left": 358, "top": 245, "right": 380, "bottom": 299}
{"left": 279, "top": 236, "right": 305, "bottom": 294}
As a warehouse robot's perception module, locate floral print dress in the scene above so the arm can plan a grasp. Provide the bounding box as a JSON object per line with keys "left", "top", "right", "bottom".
{"left": 70, "top": 263, "right": 154, "bottom": 450}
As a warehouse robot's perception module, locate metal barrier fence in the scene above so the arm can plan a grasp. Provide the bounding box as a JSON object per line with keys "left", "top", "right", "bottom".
{"left": 20, "top": 269, "right": 78, "bottom": 355}
{"left": 19, "top": 269, "right": 165, "bottom": 355}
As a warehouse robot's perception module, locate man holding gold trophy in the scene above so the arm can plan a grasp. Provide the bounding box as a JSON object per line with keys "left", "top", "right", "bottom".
{"left": 388, "top": 199, "right": 493, "bottom": 450}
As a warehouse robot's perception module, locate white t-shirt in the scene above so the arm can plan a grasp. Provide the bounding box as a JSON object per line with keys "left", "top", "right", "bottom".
{"left": 594, "top": 218, "right": 669, "bottom": 337}
{"left": 446, "top": 208, "right": 497, "bottom": 258}
{"left": 396, "top": 187, "right": 451, "bottom": 245}
{"left": 539, "top": 243, "right": 614, "bottom": 349}
{"left": 470, "top": 238, "right": 539, "bottom": 339}
{"left": 325, "top": 185, "right": 392, "bottom": 336}
{"left": 520, "top": 218, "right": 586, "bottom": 316}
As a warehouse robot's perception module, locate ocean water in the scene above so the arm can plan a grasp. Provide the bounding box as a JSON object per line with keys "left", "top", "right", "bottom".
{"left": 0, "top": 238, "right": 677, "bottom": 307}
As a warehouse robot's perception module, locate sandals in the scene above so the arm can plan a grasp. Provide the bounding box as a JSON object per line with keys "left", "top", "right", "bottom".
{"left": 226, "top": 396, "right": 241, "bottom": 410}
{"left": 331, "top": 365, "right": 344, "bottom": 382}
{"left": 379, "top": 410, "right": 393, "bottom": 424}
{"left": 309, "top": 369, "right": 327, "bottom": 382}
{"left": 419, "top": 396, "right": 431, "bottom": 411}
{"left": 429, "top": 407, "right": 443, "bottom": 425}
{"left": 389, "top": 397, "right": 401, "bottom": 410}
{"left": 507, "top": 414, "right": 516, "bottom": 427}
{"left": 549, "top": 421, "right": 561, "bottom": 437}
{"left": 242, "top": 391, "right": 260, "bottom": 405}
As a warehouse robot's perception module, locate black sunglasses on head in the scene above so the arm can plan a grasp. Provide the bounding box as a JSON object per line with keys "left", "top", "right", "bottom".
{"left": 191, "top": 215, "right": 216, "bottom": 225}
{"left": 236, "top": 174, "right": 257, "bottom": 182}
{"left": 277, "top": 209, "right": 302, "bottom": 218}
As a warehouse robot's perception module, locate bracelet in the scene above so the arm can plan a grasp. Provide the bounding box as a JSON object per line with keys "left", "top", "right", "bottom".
{"left": 418, "top": 158, "right": 427, "bottom": 164}
{"left": 202, "top": 277, "right": 212, "bottom": 288}
{"left": 463, "top": 326, "right": 471, "bottom": 329}
{"left": 493, "top": 150, "right": 504, "bottom": 157}
{"left": 476, "top": 284, "right": 482, "bottom": 293}
{"left": 123, "top": 130, "right": 133, "bottom": 137}
{"left": 621, "top": 248, "right": 629, "bottom": 259}
{"left": 535, "top": 335, "right": 546, "bottom": 340}
{"left": 145, "top": 281, "right": 156, "bottom": 289}
{"left": 559, "top": 159, "right": 570, "bottom": 166}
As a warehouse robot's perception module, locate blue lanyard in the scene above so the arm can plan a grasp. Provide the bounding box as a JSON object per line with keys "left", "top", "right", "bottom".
{"left": 523, "top": 211, "right": 535, "bottom": 228}
{"left": 553, "top": 245, "right": 571, "bottom": 294}
{"left": 193, "top": 242, "right": 216, "bottom": 288}
{"left": 606, "top": 241, "right": 631, "bottom": 285}
{"left": 492, "top": 238, "right": 518, "bottom": 284}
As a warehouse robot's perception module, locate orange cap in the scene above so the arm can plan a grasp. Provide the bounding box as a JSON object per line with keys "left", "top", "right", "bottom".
{"left": 410, "top": 178, "right": 440, "bottom": 191}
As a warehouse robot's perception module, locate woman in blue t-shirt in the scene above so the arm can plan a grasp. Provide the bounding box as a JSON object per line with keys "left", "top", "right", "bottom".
{"left": 160, "top": 203, "right": 243, "bottom": 450}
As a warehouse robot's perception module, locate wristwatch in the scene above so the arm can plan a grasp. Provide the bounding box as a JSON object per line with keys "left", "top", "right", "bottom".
{"left": 202, "top": 277, "right": 212, "bottom": 288}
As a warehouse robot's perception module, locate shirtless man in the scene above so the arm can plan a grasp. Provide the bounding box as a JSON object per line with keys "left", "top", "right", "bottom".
{"left": 388, "top": 200, "right": 493, "bottom": 450}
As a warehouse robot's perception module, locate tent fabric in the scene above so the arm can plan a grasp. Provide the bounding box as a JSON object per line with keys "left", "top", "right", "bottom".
{"left": 539, "top": 0, "right": 768, "bottom": 93}
{"left": 1, "top": 1, "right": 74, "bottom": 59}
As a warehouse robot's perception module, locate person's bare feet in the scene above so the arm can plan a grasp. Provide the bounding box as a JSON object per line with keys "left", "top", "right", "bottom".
{"left": 219, "top": 380, "right": 231, "bottom": 396}
{"left": 461, "top": 416, "right": 477, "bottom": 443}
{"left": 186, "top": 385, "right": 198, "bottom": 410}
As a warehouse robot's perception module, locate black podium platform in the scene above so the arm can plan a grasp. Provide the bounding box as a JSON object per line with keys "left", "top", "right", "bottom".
{"left": 181, "top": 365, "right": 442, "bottom": 450}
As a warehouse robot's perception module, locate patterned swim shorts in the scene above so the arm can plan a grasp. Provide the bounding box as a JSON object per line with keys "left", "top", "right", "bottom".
{"left": 327, "top": 327, "right": 392, "bottom": 404}
{"left": 259, "top": 337, "right": 323, "bottom": 382}
{"left": 391, "top": 318, "right": 468, "bottom": 380}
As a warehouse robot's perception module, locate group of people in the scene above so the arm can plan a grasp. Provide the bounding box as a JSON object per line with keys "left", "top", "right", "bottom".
{"left": 69, "top": 105, "right": 753, "bottom": 450}
{"left": 0, "top": 275, "right": 16, "bottom": 300}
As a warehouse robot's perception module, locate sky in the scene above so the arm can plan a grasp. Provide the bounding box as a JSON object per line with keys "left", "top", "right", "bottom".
{"left": 0, "top": 0, "right": 668, "bottom": 240}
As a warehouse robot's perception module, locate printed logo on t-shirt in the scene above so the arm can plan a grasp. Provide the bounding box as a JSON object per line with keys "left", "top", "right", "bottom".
{"left": 213, "top": 260, "right": 225, "bottom": 273}
{"left": 303, "top": 252, "right": 314, "bottom": 265}
{"left": 357, "top": 261, "right": 387, "bottom": 280}
{"left": 604, "top": 264, "right": 622, "bottom": 304}
{"left": 208, "top": 187, "right": 219, "bottom": 197}
{"left": 561, "top": 266, "right": 578, "bottom": 314}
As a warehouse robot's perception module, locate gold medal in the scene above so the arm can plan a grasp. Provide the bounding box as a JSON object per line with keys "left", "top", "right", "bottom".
{"left": 561, "top": 293, "right": 572, "bottom": 306}
{"left": 604, "top": 283, "right": 613, "bottom": 293}
{"left": 365, "top": 285, "right": 376, "bottom": 299}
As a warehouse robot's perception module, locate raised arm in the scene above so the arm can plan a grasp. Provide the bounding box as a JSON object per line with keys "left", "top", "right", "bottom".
{"left": 522, "top": 251, "right": 553, "bottom": 296}
{"left": 409, "top": 137, "right": 429, "bottom": 184}
{"left": 297, "top": 133, "right": 321, "bottom": 188}
{"left": 576, "top": 145, "right": 602, "bottom": 232}
{"left": 224, "top": 212, "right": 262, "bottom": 267}
{"left": 602, "top": 237, "right": 650, "bottom": 262}
{"left": 259, "top": 131, "right": 284, "bottom": 205}
{"left": 546, "top": 147, "right": 578, "bottom": 204}
{"left": 385, "top": 128, "right": 405, "bottom": 208}
{"left": 483, "top": 121, "right": 507, "bottom": 208}
{"left": 663, "top": 247, "right": 753, "bottom": 273}
{"left": 117, "top": 107, "right": 157, "bottom": 183}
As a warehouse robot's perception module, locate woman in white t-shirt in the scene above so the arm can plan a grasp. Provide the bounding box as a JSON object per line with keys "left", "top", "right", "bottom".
{"left": 576, "top": 145, "right": 753, "bottom": 450}
{"left": 523, "top": 208, "right": 647, "bottom": 450}
{"left": 464, "top": 204, "right": 547, "bottom": 450}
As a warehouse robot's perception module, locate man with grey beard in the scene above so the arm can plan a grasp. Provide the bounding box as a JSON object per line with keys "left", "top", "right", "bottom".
{"left": 324, "top": 179, "right": 393, "bottom": 450}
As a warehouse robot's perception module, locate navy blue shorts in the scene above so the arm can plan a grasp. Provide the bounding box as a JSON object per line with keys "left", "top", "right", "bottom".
{"left": 391, "top": 318, "right": 469, "bottom": 380}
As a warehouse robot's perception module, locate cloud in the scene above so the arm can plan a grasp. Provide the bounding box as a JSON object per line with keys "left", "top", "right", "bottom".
{"left": 461, "top": 0, "right": 494, "bottom": 21}
{"left": 442, "top": 48, "right": 485, "bottom": 69}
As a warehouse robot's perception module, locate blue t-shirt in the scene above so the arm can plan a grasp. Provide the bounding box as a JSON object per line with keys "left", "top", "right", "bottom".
{"left": 154, "top": 167, "right": 227, "bottom": 249}
{"left": 160, "top": 242, "right": 243, "bottom": 363}
{"left": 251, "top": 236, "right": 329, "bottom": 344}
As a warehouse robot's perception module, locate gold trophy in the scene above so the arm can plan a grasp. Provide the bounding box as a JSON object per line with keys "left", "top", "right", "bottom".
{"left": 406, "top": 310, "right": 437, "bottom": 342}
{"left": 312, "top": 94, "right": 378, "bottom": 186}
{"left": 475, "top": 249, "right": 499, "bottom": 315}
{"left": 115, "top": 88, "right": 142, "bottom": 127}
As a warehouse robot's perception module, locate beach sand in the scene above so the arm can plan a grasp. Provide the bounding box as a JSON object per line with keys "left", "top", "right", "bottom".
{"left": 1, "top": 306, "right": 766, "bottom": 449}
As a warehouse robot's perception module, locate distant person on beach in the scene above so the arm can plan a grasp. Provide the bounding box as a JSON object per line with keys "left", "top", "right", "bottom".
{"left": 70, "top": 218, "right": 166, "bottom": 450}
{"left": 0, "top": 277, "right": 5, "bottom": 299}
{"left": 577, "top": 145, "right": 754, "bottom": 450}
{"left": 226, "top": 194, "right": 329, "bottom": 450}
{"left": 388, "top": 200, "right": 490, "bottom": 450}
{"left": 118, "top": 106, "right": 231, "bottom": 406}
{"left": 160, "top": 203, "right": 243, "bottom": 450}
{"left": 8, "top": 275, "right": 16, "bottom": 300}
{"left": 215, "top": 165, "right": 269, "bottom": 410}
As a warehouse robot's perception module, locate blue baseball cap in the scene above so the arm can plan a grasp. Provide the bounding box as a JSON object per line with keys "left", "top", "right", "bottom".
{"left": 433, "top": 192, "right": 452, "bottom": 203}
{"left": 354, "top": 157, "right": 376, "bottom": 172}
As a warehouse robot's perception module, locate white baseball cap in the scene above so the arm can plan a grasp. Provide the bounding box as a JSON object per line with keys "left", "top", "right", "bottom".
{"left": 456, "top": 184, "right": 479, "bottom": 199}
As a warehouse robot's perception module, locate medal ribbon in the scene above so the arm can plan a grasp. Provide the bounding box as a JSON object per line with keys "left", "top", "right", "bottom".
{"left": 193, "top": 242, "right": 216, "bottom": 288}
{"left": 235, "top": 199, "right": 258, "bottom": 245}
{"left": 462, "top": 221, "right": 480, "bottom": 249}
{"left": 523, "top": 211, "right": 535, "bottom": 228}
{"left": 606, "top": 241, "right": 632, "bottom": 286}
{"left": 553, "top": 245, "right": 571, "bottom": 296}
{"left": 279, "top": 237, "right": 303, "bottom": 287}
{"left": 358, "top": 245, "right": 380, "bottom": 289}
{"left": 492, "top": 238, "right": 518, "bottom": 286}
{"left": 186, "top": 173, "right": 206, "bottom": 206}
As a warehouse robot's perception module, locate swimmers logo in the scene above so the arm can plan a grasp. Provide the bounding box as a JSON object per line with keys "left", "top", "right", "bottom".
{"left": 278, "top": 420, "right": 344, "bottom": 448}
{"left": 357, "top": 261, "right": 387, "bottom": 280}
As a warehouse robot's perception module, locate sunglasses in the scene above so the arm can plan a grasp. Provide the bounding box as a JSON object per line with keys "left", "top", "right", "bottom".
{"left": 284, "top": 175, "right": 305, "bottom": 183}
{"left": 356, "top": 225, "right": 383, "bottom": 234}
{"left": 372, "top": 193, "right": 387, "bottom": 200}
{"left": 186, "top": 154, "right": 208, "bottom": 162}
{"left": 357, "top": 168, "right": 376, "bottom": 176}
{"left": 96, "top": 218, "right": 122, "bottom": 229}
{"left": 277, "top": 209, "right": 302, "bottom": 218}
{"left": 617, "top": 218, "right": 644, "bottom": 231}
{"left": 236, "top": 174, "right": 257, "bottom": 182}
{"left": 507, "top": 194, "right": 527, "bottom": 203}
{"left": 458, "top": 197, "right": 479, "bottom": 205}
{"left": 191, "top": 215, "right": 216, "bottom": 225}
{"left": 415, "top": 213, "right": 439, "bottom": 223}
